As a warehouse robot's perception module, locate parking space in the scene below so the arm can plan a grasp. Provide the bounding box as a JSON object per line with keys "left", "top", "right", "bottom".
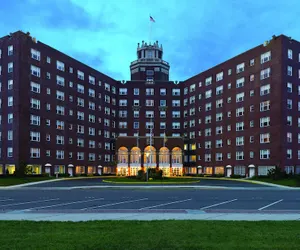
{"left": 0, "top": 189, "right": 299, "bottom": 213}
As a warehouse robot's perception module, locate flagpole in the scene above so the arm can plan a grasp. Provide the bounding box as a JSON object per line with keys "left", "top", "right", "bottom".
{"left": 150, "top": 21, "right": 152, "bottom": 43}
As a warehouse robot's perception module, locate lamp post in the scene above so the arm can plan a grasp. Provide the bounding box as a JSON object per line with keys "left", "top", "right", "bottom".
{"left": 145, "top": 152, "right": 149, "bottom": 182}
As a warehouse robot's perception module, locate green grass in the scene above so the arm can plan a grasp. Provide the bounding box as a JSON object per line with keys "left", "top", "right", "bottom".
{"left": 103, "top": 177, "right": 200, "bottom": 184}
{"left": 0, "top": 176, "right": 54, "bottom": 186}
{"left": 251, "top": 177, "right": 300, "bottom": 187}
{"left": 0, "top": 221, "right": 299, "bottom": 250}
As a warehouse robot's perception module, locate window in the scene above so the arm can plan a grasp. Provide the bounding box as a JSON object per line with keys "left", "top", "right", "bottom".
{"left": 47, "top": 57, "right": 51, "bottom": 63}
{"left": 288, "top": 49, "right": 293, "bottom": 59}
{"left": 287, "top": 82, "right": 292, "bottom": 93}
{"left": 56, "top": 150, "right": 64, "bottom": 159}
{"left": 236, "top": 122, "right": 244, "bottom": 131}
{"left": 260, "top": 133, "right": 270, "bottom": 143}
{"left": 216, "top": 72, "right": 223, "bottom": 81}
{"left": 236, "top": 92, "right": 244, "bottom": 102}
{"left": 236, "top": 136, "right": 244, "bottom": 146}
{"left": 7, "top": 130, "right": 13, "bottom": 141}
{"left": 56, "top": 106, "right": 65, "bottom": 115}
{"left": 216, "top": 86, "right": 223, "bottom": 95}
{"left": 287, "top": 99, "right": 292, "bottom": 109}
{"left": 30, "top": 115, "right": 40, "bottom": 126}
{"left": 260, "top": 84, "right": 270, "bottom": 96}
{"left": 30, "top": 148, "right": 40, "bottom": 158}
{"left": 77, "top": 84, "right": 84, "bottom": 94}
{"left": 260, "top": 149, "right": 270, "bottom": 159}
{"left": 30, "top": 98, "right": 40, "bottom": 109}
{"left": 205, "top": 77, "right": 212, "bottom": 86}
{"left": 216, "top": 99, "right": 223, "bottom": 108}
{"left": 160, "top": 88, "right": 167, "bottom": 96}
{"left": 88, "top": 89, "right": 95, "bottom": 97}
{"left": 119, "top": 88, "right": 127, "bottom": 95}
{"left": 133, "top": 88, "right": 140, "bottom": 95}
{"left": 236, "top": 77, "right": 244, "bottom": 88}
{"left": 287, "top": 66, "right": 292, "bottom": 76}
{"left": 30, "top": 81, "right": 40, "bottom": 93}
{"left": 160, "top": 100, "right": 166, "bottom": 106}
{"left": 260, "top": 117, "right": 270, "bottom": 127}
{"left": 89, "top": 75, "right": 95, "bottom": 85}
{"left": 77, "top": 70, "right": 84, "bottom": 80}
{"left": 260, "top": 68, "right": 271, "bottom": 80}
{"left": 250, "top": 59, "right": 254, "bottom": 66}
{"left": 172, "top": 100, "right": 180, "bottom": 107}
{"left": 30, "top": 65, "right": 40, "bottom": 77}
{"left": 8, "top": 62, "right": 13, "bottom": 73}
{"left": 236, "top": 107, "right": 244, "bottom": 117}
{"left": 172, "top": 89, "right": 180, "bottom": 96}
{"left": 287, "top": 132, "right": 292, "bottom": 143}
{"left": 8, "top": 45, "right": 13, "bottom": 56}
{"left": 236, "top": 151, "right": 244, "bottom": 160}
{"left": 260, "top": 100, "right": 270, "bottom": 111}
{"left": 146, "top": 100, "right": 154, "bottom": 106}
{"left": 31, "top": 49, "right": 41, "bottom": 61}
{"left": 30, "top": 131, "right": 40, "bottom": 142}
{"left": 236, "top": 63, "right": 245, "bottom": 73}
{"left": 56, "top": 91, "right": 65, "bottom": 101}
{"left": 56, "top": 60, "right": 65, "bottom": 71}
{"left": 205, "top": 90, "right": 212, "bottom": 99}
{"left": 8, "top": 96, "right": 13, "bottom": 106}
{"left": 261, "top": 51, "right": 271, "bottom": 63}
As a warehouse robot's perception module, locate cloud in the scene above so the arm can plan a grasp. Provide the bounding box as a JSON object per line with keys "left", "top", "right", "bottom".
{"left": 1, "top": 0, "right": 300, "bottom": 81}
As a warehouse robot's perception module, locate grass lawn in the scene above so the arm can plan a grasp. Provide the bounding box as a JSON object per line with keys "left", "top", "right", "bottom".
{"left": 0, "top": 221, "right": 299, "bottom": 250}
{"left": 251, "top": 177, "right": 300, "bottom": 187}
{"left": 0, "top": 176, "right": 54, "bottom": 186}
{"left": 103, "top": 177, "right": 200, "bottom": 184}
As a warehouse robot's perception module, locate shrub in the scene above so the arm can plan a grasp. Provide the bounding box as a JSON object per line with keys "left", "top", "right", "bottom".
{"left": 267, "top": 166, "right": 286, "bottom": 180}
{"left": 137, "top": 170, "right": 146, "bottom": 181}
{"left": 230, "top": 174, "right": 244, "bottom": 178}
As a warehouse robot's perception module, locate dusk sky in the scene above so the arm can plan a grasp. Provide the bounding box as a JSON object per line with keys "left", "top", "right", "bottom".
{"left": 0, "top": 0, "right": 299, "bottom": 81}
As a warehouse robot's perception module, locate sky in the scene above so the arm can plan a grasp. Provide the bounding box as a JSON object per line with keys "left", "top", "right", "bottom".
{"left": 1, "top": 0, "right": 300, "bottom": 81}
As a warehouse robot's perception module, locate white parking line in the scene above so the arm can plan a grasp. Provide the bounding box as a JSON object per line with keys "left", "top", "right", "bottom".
{"left": 200, "top": 199, "right": 238, "bottom": 210}
{"left": 20, "top": 198, "right": 105, "bottom": 212}
{"left": 81, "top": 198, "right": 148, "bottom": 210}
{"left": 0, "top": 198, "right": 59, "bottom": 207}
{"left": 258, "top": 199, "right": 283, "bottom": 211}
{"left": 0, "top": 199, "right": 13, "bottom": 202}
{"left": 139, "top": 199, "right": 192, "bottom": 210}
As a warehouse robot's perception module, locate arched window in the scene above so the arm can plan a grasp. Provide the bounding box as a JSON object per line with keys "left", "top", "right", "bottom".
{"left": 171, "top": 147, "right": 182, "bottom": 164}
{"left": 118, "top": 147, "right": 128, "bottom": 163}
{"left": 130, "top": 147, "right": 141, "bottom": 163}
{"left": 144, "top": 146, "right": 156, "bottom": 164}
{"left": 159, "top": 147, "right": 169, "bottom": 164}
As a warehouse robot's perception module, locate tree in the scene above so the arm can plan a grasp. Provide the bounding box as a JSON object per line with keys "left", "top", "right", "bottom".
{"left": 14, "top": 161, "right": 27, "bottom": 177}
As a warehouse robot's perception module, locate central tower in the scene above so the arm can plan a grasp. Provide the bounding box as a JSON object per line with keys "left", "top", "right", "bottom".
{"left": 130, "top": 40, "right": 170, "bottom": 81}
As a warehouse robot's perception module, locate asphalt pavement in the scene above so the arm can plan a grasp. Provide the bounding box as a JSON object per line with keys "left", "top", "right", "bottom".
{"left": 0, "top": 188, "right": 299, "bottom": 213}
{"left": 26, "top": 177, "right": 273, "bottom": 188}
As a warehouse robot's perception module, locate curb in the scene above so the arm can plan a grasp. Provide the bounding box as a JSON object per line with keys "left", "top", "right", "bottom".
{"left": 0, "top": 178, "right": 63, "bottom": 189}
{"left": 0, "top": 176, "right": 107, "bottom": 189}
{"left": 102, "top": 180, "right": 201, "bottom": 185}
{"left": 196, "top": 177, "right": 298, "bottom": 189}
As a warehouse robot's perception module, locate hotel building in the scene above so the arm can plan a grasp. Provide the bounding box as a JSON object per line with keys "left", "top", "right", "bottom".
{"left": 0, "top": 31, "right": 300, "bottom": 177}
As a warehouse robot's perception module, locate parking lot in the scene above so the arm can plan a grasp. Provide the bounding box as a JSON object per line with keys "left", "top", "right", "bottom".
{"left": 0, "top": 188, "right": 299, "bottom": 214}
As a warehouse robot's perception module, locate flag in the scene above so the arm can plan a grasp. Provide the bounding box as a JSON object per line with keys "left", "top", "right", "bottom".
{"left": 150, "top": 16, "right": 155, "bottom": 22}
{"left": 163, "top": 131, "right": 167, "bottom": 147}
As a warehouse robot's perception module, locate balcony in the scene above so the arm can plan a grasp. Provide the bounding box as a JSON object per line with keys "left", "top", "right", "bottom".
{"left": 130, "top": 58, "right": 169, "bottom": 66}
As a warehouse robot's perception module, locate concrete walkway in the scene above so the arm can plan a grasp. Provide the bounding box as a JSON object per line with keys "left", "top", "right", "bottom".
{"left": 0, "top": 212, "right": 299, "bottom": 221}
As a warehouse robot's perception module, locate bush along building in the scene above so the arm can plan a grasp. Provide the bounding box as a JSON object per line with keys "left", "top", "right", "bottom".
{"left": 0, "top": 31, "right": 300, "bottom": 177}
